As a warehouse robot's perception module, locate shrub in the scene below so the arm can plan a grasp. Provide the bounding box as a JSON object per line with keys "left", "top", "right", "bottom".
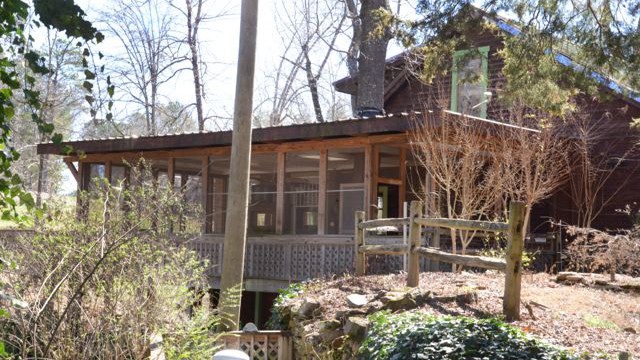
{"left": 565, "top": 226, "right": 640, "bottom": 278}
{"left": 265, "top": 282, "right": 306, "bottom": 330}
{"left": 0, "top": 162, "right": 221, "bottom": 359}
{"left": 359, "top": 311, "right": 579, "bottom": 360}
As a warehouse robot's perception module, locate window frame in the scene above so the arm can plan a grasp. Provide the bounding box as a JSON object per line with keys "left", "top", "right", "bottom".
{"left": 450, "top": 46, "right": 490, "bottom": 119}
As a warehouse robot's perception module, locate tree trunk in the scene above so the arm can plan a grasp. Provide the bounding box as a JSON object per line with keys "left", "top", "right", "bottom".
{"left": 187, "top": 0, "right": 205, "bottom": 130}
{"left": 356, "top": 0, "right": 390, "bottom": 115}
{"left": 303, "top": 44, "right": 324, "bottom": 123}
{"left": 218, "top": 0, "right": 258, "bottom": 332}
{"left": 345, "top": 0, "right": 360, "bottom": 114}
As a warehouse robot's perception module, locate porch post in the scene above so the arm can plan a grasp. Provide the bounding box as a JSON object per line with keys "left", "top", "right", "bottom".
{"left": 318, "top": 149, "right": 327, "bottom": 235}
{"left": 202, "top": 156, "right": 210, "bottom": 234}
{"left": 407, "top": 200, "right": 423, "bottom": 287}
{"left": 275, "top": 151, "right": 285, "bottom": 234}
{"left": 364, "top": 145, "right": 373, "bottom": 220}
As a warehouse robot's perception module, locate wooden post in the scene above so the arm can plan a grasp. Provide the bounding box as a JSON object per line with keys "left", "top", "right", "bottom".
{"left": 167, "top": 157, "right": 175, "bottom": 187}
{"left": 201, "top": 156, "right": 210, "bottom": 234}
{"left": 407, "top": 200, "right": 423, "bottom": 287}
{"left": 364, "top": 145, "right": 372, "bottom": 219}
{"left": 219, "top": 0, "right": 259, "bottom": 332}
{"left": 354, "top": 211, "right": 365, "bottom": 276}
{"left": 167, "top": 157, "right": 175, "bottom": 235}
{"left": 75, "top": 162, "right": 85, "bottom": 219}
{"left": 104, "top": 161, "right": 112, "bottom": 183}
{"left": 275, "top": 151, "right": 285, "bottom": 234}
{"left": 318, "top": 149, "right": 327, "bottom": 235}
{"left": 503, "top": 201, "right": 526, "bottom": 321}
{"left": 430, "top": 227, "right": 441, "bottom": 271}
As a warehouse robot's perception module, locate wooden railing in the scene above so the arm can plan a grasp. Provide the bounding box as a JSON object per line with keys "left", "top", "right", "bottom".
{"left": 355, "top": 201, "right": 526, "bottom": 321}
{"left": 188, "top": 235, "right": 355, "bottom": 282}
{"left": 219, "top": 330, "right": 292, "bottom": 360}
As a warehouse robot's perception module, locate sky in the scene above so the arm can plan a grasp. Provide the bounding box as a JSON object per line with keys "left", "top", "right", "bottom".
{"left": 72, "top": 0, "right": 415, "bottom": 133}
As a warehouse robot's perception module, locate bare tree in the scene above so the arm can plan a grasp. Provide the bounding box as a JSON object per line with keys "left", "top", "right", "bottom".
{"left": 497, "top": 103, "right": 573, "bottom": 235}
{"left": 567, "top": 105, "right": 640, "bottom": 228}
{"left": 169, "top": 0, "right": 231, "bottom": 131}
{"left": 261, "top": 0, "right": 349, "bottom": 126}
{"left": 100, "top": 0, "right": 187, "bottom": 136}
{"left": 411, "top": 110, "right": 505, "bottom": 269}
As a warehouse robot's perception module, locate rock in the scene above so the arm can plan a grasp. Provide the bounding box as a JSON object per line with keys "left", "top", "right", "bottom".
{"left": 594, "top": 279, "right": 610, "bottom": 286}
{"left": 456, "top": 292, "right": 478, "bottom": 305}
{"left": 365, "top": 300, "right": 384, "bottom": 314}
{"left": 319, "top": 319, "right": 342, "bottom": 331}
{"left": 563, "top": 274, "right": 585, "bottom": 284}
{"left": 381, "top": 291, "right": 417, "bottom": 311}
{"left": 556, "top": 271, "right": 580, "bottom": 281}
{"left": 298, "top": 299, "right": 321, "bottom": 319}
{"left": 346, "top": 294, "right": 368, "bottom": 308}
{"left": 409, "top": 288, "right": 433, "bottom": 305}
{"left": 344, "top": 316, "right": 369, "bottom": 341}
{"left": 335, "top": 308, "right": 367, "bottom": 320}
{"left": 605, "top": 284, "right": 622, "bottom": 291}
{"left": 620, "top": 283, "right": 640, "bottom": 291}
{"left": 319, "top": 327, "right": 343, "bottom": 343}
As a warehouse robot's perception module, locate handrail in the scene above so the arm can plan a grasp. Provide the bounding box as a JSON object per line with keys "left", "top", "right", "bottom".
{"left": 414, "top": 218, "right": 508, "bottom": 233}
{"left": 358, "top": 217, "right": 410, "bottom": 230}
{"left": 359, "top": 244, "right": 409, "bottom": 255}
{"left": 413, "top": 246, "right": 506, "bottom": 271}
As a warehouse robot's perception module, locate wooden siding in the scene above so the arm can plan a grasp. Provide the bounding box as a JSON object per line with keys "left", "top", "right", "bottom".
{"left": 381, "top": 29, "right": 640, "bottom": 231}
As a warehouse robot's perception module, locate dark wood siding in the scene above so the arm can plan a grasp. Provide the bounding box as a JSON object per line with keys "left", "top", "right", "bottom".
{"left": 383, "top": 30, "right": 640, "bottom": 231}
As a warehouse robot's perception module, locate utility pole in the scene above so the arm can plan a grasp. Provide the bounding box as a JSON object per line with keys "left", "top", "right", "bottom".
{"left": 218, "top": 0, "right": 258, "bottom": 331}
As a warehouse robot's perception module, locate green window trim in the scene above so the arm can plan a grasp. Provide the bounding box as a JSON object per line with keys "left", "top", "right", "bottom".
{"left": 450, "top": 46, "right": 490, "bottom": 119}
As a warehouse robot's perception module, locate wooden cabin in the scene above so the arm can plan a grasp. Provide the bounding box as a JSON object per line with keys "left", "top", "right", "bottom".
{"left": 37, "top": 14, "right": 640, "bottom": 326}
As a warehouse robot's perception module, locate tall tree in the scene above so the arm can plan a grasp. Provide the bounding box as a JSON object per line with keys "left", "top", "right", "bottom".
{"left": 259, "top": 0, "right": 349, "bottom": 126}
{"left": 101, "top": 0, "right": 185, "bottom": 136}
{"left": 355, "top": 0, "right": 391, "bottom": 115}
{"left": 33, "top": 32, "right": 84, "bottom": 206}
{"left": 170, "top": 0, "right": 230, "bottom": 131}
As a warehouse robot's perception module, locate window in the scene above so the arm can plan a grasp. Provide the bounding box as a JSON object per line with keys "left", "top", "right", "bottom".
{"left": 451, "top": 46, "right": 489, "bottom": 118}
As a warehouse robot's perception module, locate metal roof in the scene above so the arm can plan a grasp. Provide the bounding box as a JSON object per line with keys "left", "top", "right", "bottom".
{"left": 37, "top": 112, "right": 421, "bottom": 155}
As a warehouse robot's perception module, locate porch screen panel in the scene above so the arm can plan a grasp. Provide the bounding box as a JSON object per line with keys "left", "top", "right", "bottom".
{"left": 175, "top": 157, "right": 204, "bottom": 233}
{"left": 110, "top": 164, "right": 126, "bottom": 186}
{"left": 208, "top": 155, "right": 230, "bottom": 234}
{"left": 248, "top": 153, "right": 277, "bottom": 235}
{"left": 86, "top": 163, "right": 105, "bottom": 192}
{"left": 326, "top": 148, "right": 365, "bottom": 235}
{"left": 149, "top": 159, "right": 169, "bottom": 190}
{"left": 284, "top": 151, "right": 319, "bottom": 235}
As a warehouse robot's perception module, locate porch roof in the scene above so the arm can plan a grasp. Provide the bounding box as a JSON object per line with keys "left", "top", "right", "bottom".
{"left": 37, "top": 112, "right": 419, "bottom": 156}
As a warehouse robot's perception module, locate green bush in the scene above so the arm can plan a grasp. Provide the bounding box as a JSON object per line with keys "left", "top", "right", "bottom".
{"left": 265, "top": 282, "right": 306, "bottom": 330}
{"left": 359, "top": 311, "right": 579, "bottom": 360}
